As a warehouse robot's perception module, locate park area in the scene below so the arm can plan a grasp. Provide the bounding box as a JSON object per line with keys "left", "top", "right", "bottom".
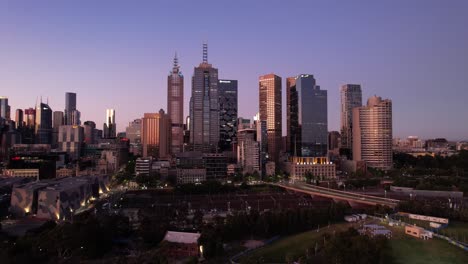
{"left": 239, "top": 221, "right": 468, "bottom": 264}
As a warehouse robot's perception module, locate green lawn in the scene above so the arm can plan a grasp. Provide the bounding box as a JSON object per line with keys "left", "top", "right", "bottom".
{"left": 240, "top": 221, "right": 468, "bottom": 264}
{"left": 439, "top": 221, "right": 468, "bottom": 244}
{"left": 386, "top": 228, "right": 468, "bottom": 264}
{"left": 239, "top": 223, "right": 353, "bottom": 263}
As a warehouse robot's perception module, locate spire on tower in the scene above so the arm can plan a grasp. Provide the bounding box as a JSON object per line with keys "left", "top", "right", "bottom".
{"left": 174, "top": 52, "right": 178, "bottom": 68}
{"left": 203, "top": 42, "right": 208, "bottom": 63}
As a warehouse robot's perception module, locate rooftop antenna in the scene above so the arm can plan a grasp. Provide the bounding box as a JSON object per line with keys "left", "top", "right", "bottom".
{"left": 203, "top": 42, "right": 208, "bottom": 63}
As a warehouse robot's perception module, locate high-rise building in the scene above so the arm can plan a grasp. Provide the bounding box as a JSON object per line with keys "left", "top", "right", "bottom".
{"left": 218, "top": 79, "right": 238, "bottom": 152}
{"left": 125, "top": 119, "right": 141, "bottom": 144}
{"left": 340, "top": 84, "right": 362, "bottom": 156}
{"left": 353, "top": 96, "right": 393, "bottom": 170}
{"left": 237, "top": 128, "right": 260, "bottom": 175}
{"left": 64, "top": 92, "right": 77, "bottom": 125}
{"left": 254, "top": 113, "right": 268, "bottom": 177}
{"left": 0, "top": 97, "right": 10, "bottom": 120}
{"left": 167, "top": 53, "right": 184, "bottom": 155}
{"left": 24, "top": 108, "right": 36, "bottom": 129}
{"left": 70, "top": 110, "right": 81, "bottom": 126}
{"left": 15, "top": 109, "right": 24, "bottom": 129}
{"left": 286, "top": 77, "right": 296, "bottom": 154}
{"left": 259, "top": 74, "right": 282, "bottom": 163}
{"left": 189, "top": 44, "right": 219, "bottom": 153}
{"left": 287, "top": 74, "right": 328, "bottom": 157}
{"left": 58, "top": 125, "right": 84, "bottom": 160}
{"left": 103, "top": 109, "right": 116, "bottom": 138}
{"left": 141, "top": 109, "right": 171, "bottom": 158}
{"left": 83, "top": 121, "right": 96, "bottom": 144}
{"left": 328, "top": 131, "right": 341, "bottom": 151}
{"left": 35, "top": 102, "right": 53, "bottom": 144}
{"left": 53, "top": 111, "right": 64, "bottom": 129}
{"left": 52, "top": 111, "right": 64, "bottom": 148}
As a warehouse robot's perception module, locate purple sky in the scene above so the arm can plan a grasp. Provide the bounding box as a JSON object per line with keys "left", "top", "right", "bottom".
{"left": 1, "top": 1, "right": 467, "bottom": 140}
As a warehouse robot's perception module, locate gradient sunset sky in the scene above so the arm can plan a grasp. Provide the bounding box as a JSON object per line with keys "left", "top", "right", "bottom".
{"left": 1, "top": 0, "right": 467, "bottom": 140}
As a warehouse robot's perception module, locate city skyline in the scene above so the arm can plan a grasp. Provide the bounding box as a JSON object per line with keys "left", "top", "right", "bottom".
{"left": 1, "top": 1, "right": 468, "bottom": 140}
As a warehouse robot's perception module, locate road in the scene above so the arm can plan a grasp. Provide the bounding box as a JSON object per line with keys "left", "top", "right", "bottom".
{"left": 273, "top": 182, "right": 400, "bottom": 208}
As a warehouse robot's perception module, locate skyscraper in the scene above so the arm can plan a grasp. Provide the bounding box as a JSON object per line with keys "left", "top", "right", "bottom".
{"left": 141, "top": 109, "right": 171, "bottom": 158}
{"left": 64, "top": 92, "right": 78, "bottom": 125}
{"left": 287, "top": 74, "right": 328, "bottom": 157}
{"left": 15, "top": 109, "right": 24, "bottom": 129}
{"left": 218, "top": 79, "right": 238, "bottom": 152}
{"left": 24, "top": 108, "right": 36, "bottom": 129}
{"left": 340, "top": 84, "right": 362, "bottom": 156}
{"left": 35, "top": 102, "right": 53, "bottom": 144}
{"left": 259, "top": 74, "right": 282, "bottom": 163}
{"left": 167, "top": 53, "right": 184, "bottom": 155}
{"left": 353, "top": 96, "right": 393, "bottom": 170}
{"left": 189, "top": 44, "right": 219, "bottom": 153}
{"left": 53, "top": 111, "right": 64, "bottom": 129}
{"left": 83, "top": 121, "right": 96, "bottom": 144}
{"left": 103, "top": 109, "right": 116, "bottom": 138}
{"left": 286, "top": 77, "right": 296, "bottom": 154}
{"left": 0, "top": 97, "right": 10, "bottom": 120}
{"left": 52, "top": 111, "right": 64, "bottom": 148}
{"left": 125, "top": 119, "right": 141, "bottom": 144}
{"left": 237, "top": 128, "right": 260, "bottom": 175}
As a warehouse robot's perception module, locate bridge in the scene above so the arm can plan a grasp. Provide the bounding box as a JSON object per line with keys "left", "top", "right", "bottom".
{"left": 272, "top": 182, "right": 400, "bottom": 208}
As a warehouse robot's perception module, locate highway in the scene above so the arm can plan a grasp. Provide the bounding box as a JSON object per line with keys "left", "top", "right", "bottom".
{"left": 273, "top": 182, "right": 400, "bottom": 208}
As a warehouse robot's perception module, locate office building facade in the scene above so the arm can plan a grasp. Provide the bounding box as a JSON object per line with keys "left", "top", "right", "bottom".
{"left": 287, "top": 74, "right": 328, "bottom": 157}
{"left": 168, "top": 53, "right": 184, "bottom": 155}
{"left": 189, "top": 44, "right": 219, "bottom": 153}
{"left": 35, "top": 102, "right": 53, "bottom": 144}
{"left": 0, "top": 97, "right": 10, "bottom": 120}
{"left": 103, "top": 109, "right": 116, "bottom": 138}
{"left": 353, "top": 96, "right": 393, "bottom": 170}
{"left": 58, "top": 125, "right": 84, "bottom": 160}
{"left": 340, "top": 84, "right": 362, "bottom": 155}
{"left": 259, "top": 74, "right": 282, "bottom": 163}
{"left": 141, "top": 109, "right": 171, "bottom": 158}
{"left": 218, "top": 79, "right": 238, "bottom": 152}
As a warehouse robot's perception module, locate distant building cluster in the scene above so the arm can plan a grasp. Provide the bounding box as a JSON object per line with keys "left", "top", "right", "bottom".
{"left": 12, "top": 43, "right": 466, "bottom": 187}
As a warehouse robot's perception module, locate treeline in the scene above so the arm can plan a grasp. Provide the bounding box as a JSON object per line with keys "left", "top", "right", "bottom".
{"left": 199, "top": 202, "right": 350, "bottom": 259}
{"left": 322, "top": 228, "right": 389, "bottom": 264}
{"left": 393, "top": 150, "right": 468, "bottom": 176}
{"left": 398, "top": 200, "right": 468, "bottom": 221}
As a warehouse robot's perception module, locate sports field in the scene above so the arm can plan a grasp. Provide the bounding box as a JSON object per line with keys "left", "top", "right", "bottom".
{"left": 240, "top": 221, "right": 468, "bottom": 264}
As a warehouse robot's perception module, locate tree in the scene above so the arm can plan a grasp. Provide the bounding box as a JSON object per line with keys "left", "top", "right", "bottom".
{"left": 304, "top": 172, "right": 314, "bottom": 184}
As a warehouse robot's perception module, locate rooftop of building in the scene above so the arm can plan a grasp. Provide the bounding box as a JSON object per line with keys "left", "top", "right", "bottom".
{"left": 163, "top": 231, "right": 200, "bottom": 244}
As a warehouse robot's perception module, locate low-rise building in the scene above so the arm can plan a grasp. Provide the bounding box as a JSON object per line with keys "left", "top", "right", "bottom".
{"left": 405, "top": 225, "right": 433, "bottom": 240}
{"left": 285, "top": 157, "right": 336, "bottom": 181}
{"left": 3, "top": 169, "right": 39, "bottom": 178}
{"left": 176, "top": 168, "right": 206, "bottom": 184}
{"left": 162, "top": 231, "right": 201, "bottom": 258}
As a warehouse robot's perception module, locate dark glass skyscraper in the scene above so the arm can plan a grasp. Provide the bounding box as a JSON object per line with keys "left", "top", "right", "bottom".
{"left": 189, "top": 44, "right": 219, "bottom": 153}
{"left": 287, "top": 74, "right": 328, "bottom": 157}
{"left": 218, "top": 79, "right": 238, "bottom": 152}
{"left": 340, "top": 84, "right": 362, "bottom": 157}
{"left": 64, "top": 92, "right": 77, "bottom": 125}
{"left": 167, "top": 53, "right": 184, "bottom": 155}
{"left": 0, "top": 97, "right": 10, "bottom": 120}
{"left": 35, "top": 102, "right": 53, "bottom": 144}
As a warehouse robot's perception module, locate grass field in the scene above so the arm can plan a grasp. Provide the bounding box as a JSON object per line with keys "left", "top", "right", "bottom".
{"left": 239, "top": 222, "right": 354, "bottom": 263}
{"left": 386, "top": 225, "right": 468, "bottom": 264}
{"left": 240, "top": 221, "right": 468, "bottom": 264}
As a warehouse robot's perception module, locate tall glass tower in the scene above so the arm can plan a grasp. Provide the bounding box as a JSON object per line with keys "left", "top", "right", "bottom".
{"left": 167, "top": 53, "right": 184, "bottom": 154}
{"left": 189, "top": 44, "right": 219, "bottom": 153}
{"left": 259, "top": 74, "right": 282, "bottom": 163}
{"left": 287, "top": 74, "right": 328, "bottom": 157}
{"left": 218, "top": 79, "right": 238, "bottom": 152}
